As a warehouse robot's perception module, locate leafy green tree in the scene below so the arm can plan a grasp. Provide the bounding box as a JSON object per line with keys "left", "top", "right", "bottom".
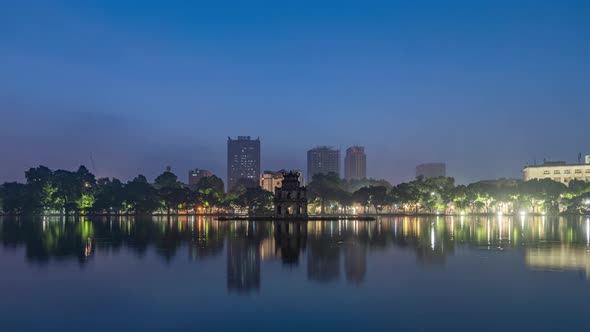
{"left": 307, "top": 173, "right": 344, "bottom": 214}
{"left": 52, "top": 170, "right": 83, "bottom": 214}
{"left": 451, "top": 185, "right": 472, "bottom": 213}
{"left": 93, "top": 178, "right": 125, "bottom": 214}
{"left": 197, "top": 175, "right": 224, "bottom": 194}
{"left": 352, "top": 187, "right": 371, "bottom": 213}
{"left": 369, "top": 186, "right": 391, "bottom": 213}
{"left": 24, "top": 165, "right": 55, "bottom": 212}
{"left": 0, "top": 182, "right": 27, "bottom": 214}
{"left": 124, "top": 175, "right": 160, "bottom": 214}
{"left": 391, "top": 182, "right": 420, "bottom": 214}
{"left": 154, "top": 169, "right": 182, "bottom": 215}
{"left": 343, "top": 178, "right": 392, "bottom": 193}
{"left": 235, "top": 187, "right": 274, "bottom": 216}
{"left": 519, "top": 179, "right": 566, "bottom": 214}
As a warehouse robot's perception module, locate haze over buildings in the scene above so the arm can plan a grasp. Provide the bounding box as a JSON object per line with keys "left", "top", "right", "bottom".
{"left": 344, "top": 146, "right": 367, "bottom": 181}
{"left": 416, "top": 163, "right": 446, "bottom": 179}
{"left": 307, "top": 147, "right": 340, "bottom": 183}
{"left": 1, "top": 2, "right": 589, "bottom": 186}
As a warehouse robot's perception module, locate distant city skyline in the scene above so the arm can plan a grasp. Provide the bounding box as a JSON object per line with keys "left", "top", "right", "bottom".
{"left": 1, "top": 2, "right": 589, "bottom": 185}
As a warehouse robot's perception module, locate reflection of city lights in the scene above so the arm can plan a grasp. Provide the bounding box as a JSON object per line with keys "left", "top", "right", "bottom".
{"left": 498, "top": 216, "right": 503, "bottom": 241}
{"left": 520, "top": 211, "right": 526, "bottom": 217}
{"left": 487, "top": 219, "right": 491, "bottom": 249}
{"left": 430, "top": 223, "right": 435, "bottom": 251}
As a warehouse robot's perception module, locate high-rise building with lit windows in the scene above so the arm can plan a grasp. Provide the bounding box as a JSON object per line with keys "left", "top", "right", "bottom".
{"left": 227, "top": 136, "right": 260, "bottom": 191}
{"left": 307, "top": 146, "right": 340, "bottom": 183}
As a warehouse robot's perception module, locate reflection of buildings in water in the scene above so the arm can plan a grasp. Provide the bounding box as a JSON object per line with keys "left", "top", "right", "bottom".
{"left": 526, "top": 246, "right": 590, "bottom": 279}
{"left": 306, "top": 221, "right": 341, "bottom": 282}
{"left": 307, "top": 249, "right": 340, "bottom": 282}
{"left": 274, "top": 221, "right": 307, "bottom": 265}
{"left": 227, "top": 237, "right": 260, "bottom": 293}
{"left": 189, "top": 236, "right": 224, "bottom": 261}
{"left": 344, "top": 242, "right": 366, "bottom": 284}
{"left": 260, "top": 238, "right": 280, "bottom": 261}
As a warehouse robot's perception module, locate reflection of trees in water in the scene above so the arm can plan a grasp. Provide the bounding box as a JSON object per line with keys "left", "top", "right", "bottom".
{"left": 2, "top": 216, "right": 589, "bottom": 280}
{"left": 0, "top": 216, "right": 95, "bottom": 264}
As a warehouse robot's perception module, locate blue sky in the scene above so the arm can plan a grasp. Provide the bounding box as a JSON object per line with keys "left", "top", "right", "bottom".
{"left": 1, "top": 0, "right": 589, "bottom": 185}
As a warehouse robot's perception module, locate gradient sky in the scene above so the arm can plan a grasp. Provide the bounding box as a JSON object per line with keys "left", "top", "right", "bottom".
{"left": 1, "top": 0, "right": 589, "bottom": 185}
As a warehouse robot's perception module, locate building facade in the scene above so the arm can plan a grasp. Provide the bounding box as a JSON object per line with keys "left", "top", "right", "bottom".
{"left": 260, "top": 170, "right": 305, "bottom": 193}
{"left": 523, "top": 161, "right": 590, "bottom": 185}
{"left": 188, "top": 168, "right": 213, "bottom": 190}
{"left": 416, "top": 162, "right": 446, "bottom": 178}
{"left": 227, "top": 136, "right": 261, "bottom": 191}
{"left": 344, "top": 146, "right": 367, "bottom": 181}
{"left": 307, "top": 146, "right": 340, "bottom": 183}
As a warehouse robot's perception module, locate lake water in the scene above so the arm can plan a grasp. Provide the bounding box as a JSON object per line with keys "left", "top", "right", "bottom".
{"left": 1, "top": 215, "right": 590, "bottom": 331}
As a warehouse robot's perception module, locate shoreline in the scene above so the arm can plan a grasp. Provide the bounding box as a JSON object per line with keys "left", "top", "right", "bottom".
{"left": 1, "top": 212, "right": 588, "bottom": 218}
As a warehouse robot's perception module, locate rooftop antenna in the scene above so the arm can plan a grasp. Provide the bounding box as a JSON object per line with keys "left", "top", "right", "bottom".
{"left": 578, "top": 152, "right": 582, "bottom": 164}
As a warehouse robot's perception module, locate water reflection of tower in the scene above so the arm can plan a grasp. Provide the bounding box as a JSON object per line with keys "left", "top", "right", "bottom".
{"left": 307, "top": 222, "right": 340, "bottom": 282}
{"left": 344, "top": 242, "right": 366, "bottom": 284}
{"left": 274, "top": 221, "right": 307, "bottom": 265}
{"left": 227, "top": 236, "right": 260, "bottom": 294}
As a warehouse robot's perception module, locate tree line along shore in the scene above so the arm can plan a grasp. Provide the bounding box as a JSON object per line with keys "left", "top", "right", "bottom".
{"left": 1, "top": 165, "right": 590, "bottom": 216}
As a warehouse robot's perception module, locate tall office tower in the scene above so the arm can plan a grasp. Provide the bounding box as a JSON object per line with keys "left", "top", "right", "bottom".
{"left": 307, "top": 146, "right": 340, "bottom": 183}
{"left": 227, "top": 136, "right": 261, "bottom": 191}
{"left": 416, "top": 162, "right": 446, "bottom": 179}
{"left": 344, "top": 146, "right": 367, "bottom": 181}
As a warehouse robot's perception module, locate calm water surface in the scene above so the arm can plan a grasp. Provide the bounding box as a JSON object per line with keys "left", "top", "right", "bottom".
{"left": 1, "top": 215, "right": 590, "bottom": 331}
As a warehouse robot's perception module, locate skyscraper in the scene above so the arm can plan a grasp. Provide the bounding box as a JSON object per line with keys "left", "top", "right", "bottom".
{"left": 227, "top": 136, "right": 261, "bottom": 191}
{"left": 344, "top": 146, "right": 367, "bottom": 181}
{"left": 416, "top": 162, "right": 446, "bottom": 178}
{"left": 307, "top": 146, "right": 340, "bottom": 183}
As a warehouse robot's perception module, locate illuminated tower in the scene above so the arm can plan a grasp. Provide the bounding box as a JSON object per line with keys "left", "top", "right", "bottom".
{"left": 227, "top": 136, "right": 261, "bottom": 191}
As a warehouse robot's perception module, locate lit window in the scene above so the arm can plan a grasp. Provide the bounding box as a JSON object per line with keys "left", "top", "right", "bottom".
{"left": 575, "top": 169, "right": 582, "bottom": 174}
{"left": 564, "top": 170, "right": 571, "bottom": 174}
{"left": 554, "top": 170, "right": 561, "bottom": 174}
{"left": 543, "top": 171, "right": 550, "bottom": 175}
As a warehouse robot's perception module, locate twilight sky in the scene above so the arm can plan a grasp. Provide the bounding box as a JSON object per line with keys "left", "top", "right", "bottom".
{"left": 1, "top": 0, "right": 589, "bottom": 185}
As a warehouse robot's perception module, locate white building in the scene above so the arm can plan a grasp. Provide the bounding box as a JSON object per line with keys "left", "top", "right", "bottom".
{"left": 523, "top": 158, "right": 590, "bottom": 185}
